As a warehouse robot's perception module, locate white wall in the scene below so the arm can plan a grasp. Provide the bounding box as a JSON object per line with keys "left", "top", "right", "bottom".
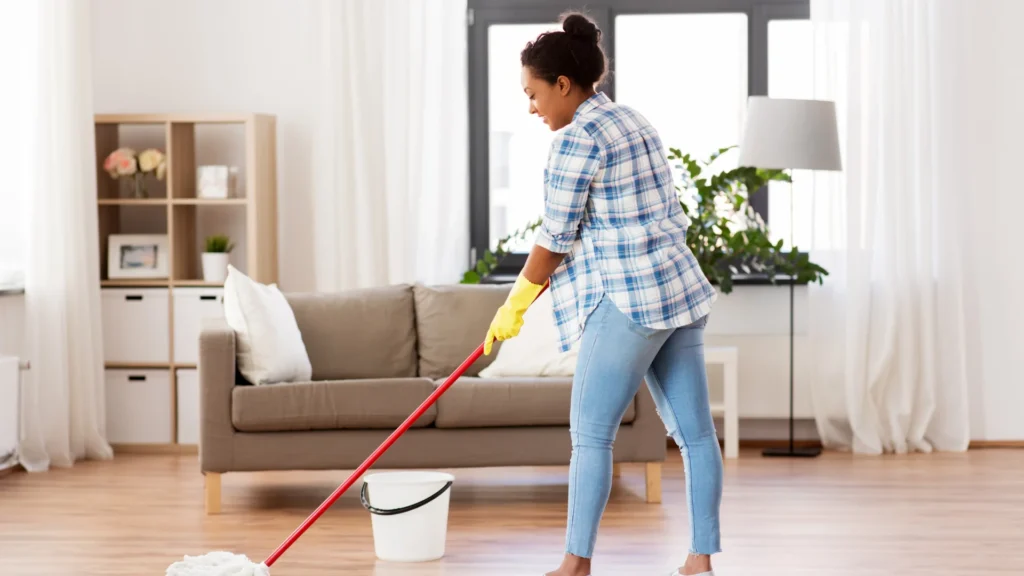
{"left": 957, "top": 1, "right": 1024, "bottom": 442}
{"left": 91, "top": 0, "right": 321, "bottom": 291}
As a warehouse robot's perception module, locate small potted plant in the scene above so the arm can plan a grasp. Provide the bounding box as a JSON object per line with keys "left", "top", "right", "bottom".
{"left": 202, "top": 235, "right": 234, "bottom": 283}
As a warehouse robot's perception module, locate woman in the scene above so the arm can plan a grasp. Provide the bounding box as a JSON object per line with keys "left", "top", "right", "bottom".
{"left": 483, "top": 12, "right": 723, "bottom": 576}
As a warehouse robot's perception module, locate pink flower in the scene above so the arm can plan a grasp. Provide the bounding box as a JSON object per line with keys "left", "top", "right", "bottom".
{"left": 104, "top": 147, "right": 138, "bottom": 178}
{"left": 117, "top": 157, "right": 137, "bottom": 176}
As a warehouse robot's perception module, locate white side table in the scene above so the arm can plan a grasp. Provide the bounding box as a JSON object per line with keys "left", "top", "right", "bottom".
{"left": 705, "top": 346, "right": 739, "bottom": 459}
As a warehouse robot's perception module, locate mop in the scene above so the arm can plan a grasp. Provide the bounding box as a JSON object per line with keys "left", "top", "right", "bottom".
{"left": 167, "top": 286, "right": 546, "bottom": 575}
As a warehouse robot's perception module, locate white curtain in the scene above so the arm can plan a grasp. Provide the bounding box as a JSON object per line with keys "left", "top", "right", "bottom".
{"left": 313, "top": 0, "right": 469, "bottom": 290}
{"left": 15, "top": 0, "right": 113, "bottom": 471}
{"left": 807, "top": 0, "right": 973, "bottom": 453}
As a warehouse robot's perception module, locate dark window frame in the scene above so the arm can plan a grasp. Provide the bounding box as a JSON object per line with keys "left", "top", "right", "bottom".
{"left": 467, "top": 0, "right": 811, "bottom": 279}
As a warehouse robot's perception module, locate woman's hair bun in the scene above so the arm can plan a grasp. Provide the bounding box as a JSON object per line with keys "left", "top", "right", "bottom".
{"left": 521, "top": 10, "right": 607, "bottom": 88}
{"left": 562, "top": 12, "right": 600, "bottom": 44}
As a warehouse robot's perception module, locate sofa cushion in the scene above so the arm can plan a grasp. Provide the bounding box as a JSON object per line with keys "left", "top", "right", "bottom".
{"left": 432, "top": 377, "right": 636, "bottom": 428}
{"left": 232, "top": 378, "right": 436, "bottom": 432}
{"left": 286, "top": 285, "right": 417, "bottom": 380}
{"left": 224, "top": 265, "right": 312, "bottom": 385}
{"left": 413, "top": 284, "right": 512, "bottom": 379}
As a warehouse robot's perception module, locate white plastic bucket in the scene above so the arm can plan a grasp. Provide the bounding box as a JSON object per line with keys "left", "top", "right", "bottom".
{"left": 360, "top": 471, "right": 454, "bottom": 562}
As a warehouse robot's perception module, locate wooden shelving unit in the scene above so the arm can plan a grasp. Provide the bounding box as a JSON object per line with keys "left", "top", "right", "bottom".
{"left": 95, "top": 113, "right": 278, "bottom": 452}
{"left": 101, "top": 279, "right": 170, "bottom": 287}
{"left": 105, "top": 361, "right": 177, "bottom": 370}
{"left": 97, "top": 198, "right": 169, "bottom": 206}
{"left": 172, "top": 280, "right": 227, "bottom": 287}
{"left": 171, "top": 198, "right": 248, "bottom": 206}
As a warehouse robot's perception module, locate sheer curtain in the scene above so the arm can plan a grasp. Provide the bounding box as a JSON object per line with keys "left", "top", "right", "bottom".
{"left": 807, "top": 0, "right": 972, "bottom": 453}
{"left": 0, "top": 5, "right": 34, "bottom": 290}
{"left": 14, "top": 0, "right": 113, "bottom": 471}
{"left": 313, "top": 0, "right": 469, "bottom": 290}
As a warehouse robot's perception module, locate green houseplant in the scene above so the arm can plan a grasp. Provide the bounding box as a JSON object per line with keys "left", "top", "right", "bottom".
{"left": 461, "top": 145, "right": 827, "bottom": 292}
{"left": 667, "top": 145, "right": 828, "bottom": 293}
{"left": 202, "top": 234, "right": 234, "bottom": 283}
{"left": 460, "top": 218, "right": 543, "bottom": 284}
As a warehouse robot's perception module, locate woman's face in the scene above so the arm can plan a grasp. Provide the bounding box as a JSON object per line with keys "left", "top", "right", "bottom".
{"left": 521, "top": 66, "right": 575, "bottom": 131}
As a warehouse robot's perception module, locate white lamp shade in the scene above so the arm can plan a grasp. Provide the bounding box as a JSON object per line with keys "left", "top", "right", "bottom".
{"left": 738, "top": 97, "right": 842, "bottom": 171}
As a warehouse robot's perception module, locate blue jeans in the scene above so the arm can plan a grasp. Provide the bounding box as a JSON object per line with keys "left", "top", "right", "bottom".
{"left": 566, "top": 297, "right": 723, "bottom": 558}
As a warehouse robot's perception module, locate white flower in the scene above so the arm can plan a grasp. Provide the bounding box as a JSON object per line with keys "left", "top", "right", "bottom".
{"left": 139, "top": 148, "right": 165, "bottom": 173}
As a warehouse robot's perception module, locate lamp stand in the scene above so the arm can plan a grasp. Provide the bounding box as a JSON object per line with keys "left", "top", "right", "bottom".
{"left": 763, "top": 175, "right": 821, "bottom": 458}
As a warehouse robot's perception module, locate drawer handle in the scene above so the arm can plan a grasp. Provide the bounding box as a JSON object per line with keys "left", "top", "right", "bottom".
{"left": 125, "top": 295, "right": 143, "bottom": 301}
{"left": 200, "top": 295, "right": 217, "bottom": 301}
{"left": 128, "top": 375, "right": 147, "bottom": 382}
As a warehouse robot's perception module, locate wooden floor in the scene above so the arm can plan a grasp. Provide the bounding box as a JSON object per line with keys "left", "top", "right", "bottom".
{"left": 1, "top": 449, "right": 1023, "bottom": 575}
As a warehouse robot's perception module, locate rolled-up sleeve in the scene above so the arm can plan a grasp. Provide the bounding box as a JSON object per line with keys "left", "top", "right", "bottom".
{"left": 535, "top": 126, "right": 603, "bottom": 254}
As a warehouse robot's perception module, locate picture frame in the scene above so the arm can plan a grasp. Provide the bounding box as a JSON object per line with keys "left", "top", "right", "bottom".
{"left": 107, "top": 234, "right": 170, "bottom": 279}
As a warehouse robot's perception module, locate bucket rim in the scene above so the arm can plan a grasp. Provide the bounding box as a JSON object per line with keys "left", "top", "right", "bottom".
{"left": 362, "top": 471, "right": 455, "bottom": 486}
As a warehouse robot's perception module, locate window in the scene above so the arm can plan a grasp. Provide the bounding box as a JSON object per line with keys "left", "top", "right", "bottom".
{"left": 0, "top": 2, "right": 37, "bottom": 291}
{"left": 616, "top": 13, "right": 749, "bottom": 177}
{"left": 468, "top": 0, "right": 811, "bottom": 276}
{"left": 487, "top": 23, "right": 561, "bottom": 252}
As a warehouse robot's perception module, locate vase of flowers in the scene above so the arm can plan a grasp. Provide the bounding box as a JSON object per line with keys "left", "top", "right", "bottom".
{"left": 103, "top": 147, "right": 167, "bottom": 198}
{"left": 202, "top": 235, "right": 234, "bottom": 283}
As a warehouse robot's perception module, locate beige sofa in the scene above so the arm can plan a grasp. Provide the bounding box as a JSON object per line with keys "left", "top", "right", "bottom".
{"left": 198, "top": 283, "right": 667, "bottom": 513}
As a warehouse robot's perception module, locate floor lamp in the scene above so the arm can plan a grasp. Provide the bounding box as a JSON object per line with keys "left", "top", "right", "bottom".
{"left": 737, "top": 97, "right": 842, "bottom": 458}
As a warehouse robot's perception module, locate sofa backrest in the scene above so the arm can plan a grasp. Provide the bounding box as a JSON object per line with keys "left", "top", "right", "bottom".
{"left": 413, "top": 283, "right": 511, "bottom": 379}
{"left": 286, "top": 285, "right": 418, "bottom": 380}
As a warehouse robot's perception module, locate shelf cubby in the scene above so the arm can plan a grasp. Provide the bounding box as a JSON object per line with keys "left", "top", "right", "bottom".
{"left": 94, "top": 121, "right": 169, "bottom": 200}
{"left": 97, "top": 203, "right": 169, "bottom": 282}
{"left": 171, "top": 203, "right": 248, "bottom": 283}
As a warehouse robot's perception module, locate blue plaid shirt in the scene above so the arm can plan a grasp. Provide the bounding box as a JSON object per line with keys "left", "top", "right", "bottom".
{"left": 535, "top": 92, "right": 717, "bottom": 352}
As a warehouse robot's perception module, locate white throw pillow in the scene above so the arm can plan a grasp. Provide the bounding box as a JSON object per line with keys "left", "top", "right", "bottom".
{"left": 478, "top": 289, "right": 580, "bottom": 378}
{"left": 222, "top": 265, "right": 312, "bottom": 385}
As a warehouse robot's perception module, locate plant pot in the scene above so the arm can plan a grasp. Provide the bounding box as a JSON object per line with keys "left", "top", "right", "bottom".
{"left": 201, "top": 253, "right": 230, "bottom": 283}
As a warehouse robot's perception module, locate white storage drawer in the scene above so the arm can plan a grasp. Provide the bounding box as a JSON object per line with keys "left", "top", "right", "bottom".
{"left": 102, "top": 288, "right": 170, "bottom": 364}
{"left": 105, "top": 369, "right": 172, "bottom": 444}
{"left": 173, "top": 288, "right": 225, "bottom": 365}
{"left": 175, "top": 369, "right": 199, "bottom": 445}
{"left": 1, "top": 357, "right": 19, "bottom": 470}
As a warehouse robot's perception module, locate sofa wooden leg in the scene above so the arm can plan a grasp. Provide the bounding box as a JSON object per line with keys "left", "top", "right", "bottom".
{"left": 613, "top": 463, "right": 622, "bottom": 479}
{"left": 204, "top": 473, "right": 222, "bottom": 515}
{"left": 645, "top": 462, "right": 662, "bottom": 504}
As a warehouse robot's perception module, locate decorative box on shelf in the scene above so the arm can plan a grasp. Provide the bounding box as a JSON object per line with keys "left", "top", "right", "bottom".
{"left": 197, "top": 165, "right": 238, "bottom": 199}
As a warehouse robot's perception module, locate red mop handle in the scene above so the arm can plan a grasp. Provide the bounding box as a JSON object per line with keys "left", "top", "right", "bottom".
{"left": 264, "top": 282, "right": 548, "bottom": 567}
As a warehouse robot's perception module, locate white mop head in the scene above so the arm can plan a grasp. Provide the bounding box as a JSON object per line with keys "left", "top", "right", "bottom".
{"left": 165, "top": 551, "right": 269, "bottom": 576}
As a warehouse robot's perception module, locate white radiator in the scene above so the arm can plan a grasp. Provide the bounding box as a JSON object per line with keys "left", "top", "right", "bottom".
{"left": 0, "top": 356, "right": 20, "bottom": 471}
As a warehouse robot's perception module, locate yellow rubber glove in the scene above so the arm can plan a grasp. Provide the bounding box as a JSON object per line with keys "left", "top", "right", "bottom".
{"left": 483, "top": 275, "right": 546, "bottom": 356}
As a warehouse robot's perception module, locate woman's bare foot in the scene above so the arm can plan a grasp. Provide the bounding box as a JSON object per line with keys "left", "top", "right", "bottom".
{"left": 545, "top": 553, "right": 591, "bottom": 576}
{"left": 677, "top": 553, "right": 712, "bottom": 575}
